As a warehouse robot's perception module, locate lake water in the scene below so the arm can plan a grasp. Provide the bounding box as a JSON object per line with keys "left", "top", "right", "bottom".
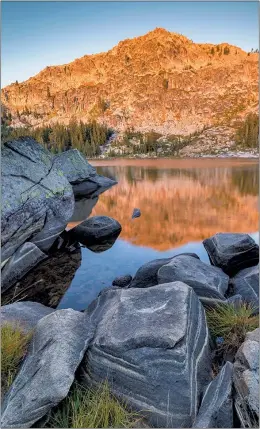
{"left": 58, "top": 158, "right": 259, "bottom": 311}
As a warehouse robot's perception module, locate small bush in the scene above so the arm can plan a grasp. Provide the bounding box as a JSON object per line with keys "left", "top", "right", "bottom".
{"left": 1, "top": 324, "right": 31, "bottom": 394}
{"left": 46, "top": 381, "right": 142, "bottom": 428}
{"left": 206, "top": 303, "right": 258, "bottom": 356}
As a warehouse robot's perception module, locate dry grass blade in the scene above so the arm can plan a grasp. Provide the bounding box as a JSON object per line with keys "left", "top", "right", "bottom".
{"left": 1, "top": 323, "right": 31, "bottom": 395}
{"left": 46, "top": 381, "right": 142, "bottom": 428}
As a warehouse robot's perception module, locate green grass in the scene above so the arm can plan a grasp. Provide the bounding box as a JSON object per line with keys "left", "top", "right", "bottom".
{"left": 206, "top": 302, "right": 258, "bottom": 355}
{"left": 1, "top": 323, "right": 31, "bottom": 395}
{"left": 46, "top": 381, "right": 142, "bottom": 428}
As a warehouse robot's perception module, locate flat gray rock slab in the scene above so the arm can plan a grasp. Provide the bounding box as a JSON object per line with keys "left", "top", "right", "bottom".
{"left": 158, "top": 255, "right": 229, "bottom": 301}
{"left": 234, "top": 328, "right": 259, "bottom": 417}
{"left": 203, "top": 233, "right": 259, "bottom": 276}
{"left": 130, "top": 253, "right": 200, "bottom": 288}
{"left": 229, "top": 265, "right": 259, "bottom": 313}
{"left": 1, "top": 242, "right": 48, "bottom": 293}
{"left": 1, "top": 309, "right": 93, "bottom": 428}
{"left": 1, "top": 301, "right": 55, "bottom": 333}
{"left": 82, "top": 282, "right": 212, "bottom": 428}
{"left": 2, "top": 138, "right": 74, "bottom": 263}
{"left": 193, "top": 362, "right": 233, "bottom": 428}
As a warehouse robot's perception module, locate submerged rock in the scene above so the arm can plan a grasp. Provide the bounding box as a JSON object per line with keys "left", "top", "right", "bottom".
{"left": 112, "top": 274, "right": 132, "bottom": 287}
{"left": 1, "top": 309, "right": 93, "bottom": 428}
{"left": 193, "top": 362, "right": 233, "bottom": 428}
{"left": 203, "top": 233, "right": 259, "bottom": 276}
{"left": 130, "top": 252, "right": 200, "bottom": 288}
{"left": 1, "top": 242, "right": 48, "bottom": 293}
{"left": 0, "top": 301, "right": 54, "bottom": 334}
{"left": 229, "top": 264, "right": 259, "bottom": 313}
{"left": 157, "top": 254, "right": 229, "bottom": 302}
{"left": 67, "top": 215, "right": 122, "bottom": 252}
{"left": 82, "top": 282, "right": 212, "bottom": 428}
{"left": 1, "top": 247, "right": 82, "bottom": 308}
{"left": 132, "top": 208, "right": 141, "bottom": 219}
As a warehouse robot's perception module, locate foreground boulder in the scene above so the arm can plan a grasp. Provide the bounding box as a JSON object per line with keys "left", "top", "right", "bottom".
{"left": 203, "top": 233, "right": 259, "bottom": 276}
{"left": 234, "top": 328, "right": 259, "bottom": 426}
{"left": 67, "top": 215, "right": 122, "bottom": 252}
{"left": 130, "top": 253, "right": 200, "bottom": 288}
{"left": 1, "top": 309, "right": 92, "bottom": 428}
{"left": 53, "top": 149, "right": 117, "bottom": 198}
{"left": 82, "top": 282, "right": 212, "bottom": 428}
{"left": 1, "top": 301, "right": 54, "bottom": 333}
{"left": 158, "top": 255, "right": 229, "bottom": 303}
{"left": 193, "top": 362, "right": 233, "bottom": 428}
{"left": 229, "top": 265, "right": 259, "bottom": 313}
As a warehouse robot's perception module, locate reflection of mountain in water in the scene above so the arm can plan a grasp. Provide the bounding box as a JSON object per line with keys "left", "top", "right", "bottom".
{"left": 92, "top": 161, "right": 258, "bottom": 251}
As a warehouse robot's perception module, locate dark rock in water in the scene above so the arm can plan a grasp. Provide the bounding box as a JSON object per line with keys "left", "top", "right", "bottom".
{"left": 0, "top": 301, "right": 55, "bottom": 334}
{"left": 193, "top": 362, "right": 233, "bottom": 428}
{"left": 112, "top": 274, "right": 132, "bottom": 287}
{"left": 203, "top": 233, "right": 259, "bottom": 276}
{"left": 82, "top": 282, "right": 212, "bottom": 428}
{"left": 1, "top": 309, "right": 93, "bottom": 428}
{"left": 1, "top": 137, "right": 74, "bottom": 277}
{"left": 1, "top": 242, "right": 48, "bottom": 293}
{"left": 158, "top": 255, "right": 229, "bottom": 302}
{"left": 132, "top": 208, "right": 141, "bottom": 219}
{"left": 234, "top": 328, "right": 259, "bottom": 424}
{"left": 53, "top": 149, "right": 117, "bottom": 198}
{"left": 130, "top": 252, "right": 200, "bottom": 288}
{"left": 67, "top": 215, "right": 122, "bottom": 252}
{"left": 1, "top": 248, "right": 82, "bottom": 308}
{"left": 229, "top": 265, "right": 259, "bottom": 313}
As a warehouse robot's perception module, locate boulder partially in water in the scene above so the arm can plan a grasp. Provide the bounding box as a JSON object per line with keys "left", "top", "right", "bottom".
{"left": 1, "top": 301, "right": 55, "bottom": 334}
{"left": 112, "top": 274, "right": 132, "bottom": 287}
{"left": 130, "top": 252, "right": 200, "bottom": 288}
{"left": 229, "top": 264, "right": 259, "bottom": 313}
{"left": 67, "top": 215, "right": 122, "bottom": 252}
{"left": 157, "top": 254, "right": 229, "bottom": 303}
{"left": 203, "top": 233, "right": 259, "bottom": 276}
{"left": 81, "top": 282, "right": 212, "bottom": 428}
{"left": 1, "top": 309, "right": 92, "bottom": 428}
{"left": 53, "top": 149, "right": 117, "bottom": 198}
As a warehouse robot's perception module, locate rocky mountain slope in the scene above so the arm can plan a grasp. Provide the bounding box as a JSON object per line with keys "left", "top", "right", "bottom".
{"left": 1, "top": 28, "right": 258, "bottom": 136}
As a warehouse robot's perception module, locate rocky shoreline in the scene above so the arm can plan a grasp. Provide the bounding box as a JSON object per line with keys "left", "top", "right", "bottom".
{"left": 1, "top": 138, "right": 259, "bottom": 428}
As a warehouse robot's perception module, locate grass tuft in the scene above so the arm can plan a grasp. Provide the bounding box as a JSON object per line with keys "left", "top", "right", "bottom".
{"left": 206, "top": 302, "right": 258, "bottom": 356}
{"left": 46, "top": 381, "right": 142, "bottom": 428}
{"left": 1, "top": 323, "right": 31, "bottom": 395}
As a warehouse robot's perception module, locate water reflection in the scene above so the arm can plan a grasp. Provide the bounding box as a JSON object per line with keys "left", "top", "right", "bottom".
{"left": 60, "top": 159, "right": 259, "bottom": 310}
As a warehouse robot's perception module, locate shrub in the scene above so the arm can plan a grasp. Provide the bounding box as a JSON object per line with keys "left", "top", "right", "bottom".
{"left": 46, "top": 381, "right": 142, "bottom": 428}
{"left": 206, "top": 302, "right": 258, "bottom": 356}
{"left": 1, "top": 324, "right": 31, "bottom": 395}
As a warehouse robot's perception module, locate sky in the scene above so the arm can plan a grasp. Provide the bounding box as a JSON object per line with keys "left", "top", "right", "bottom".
{"left": 1, "top": 1, "right": 259, "bottom": 87}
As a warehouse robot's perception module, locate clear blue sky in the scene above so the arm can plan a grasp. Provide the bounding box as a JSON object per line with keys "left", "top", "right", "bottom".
{"left": 2, "top": 1, "right": 259, "bottom": 87}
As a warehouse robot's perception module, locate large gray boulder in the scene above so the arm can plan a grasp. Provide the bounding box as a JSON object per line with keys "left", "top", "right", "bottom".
{"left": 203, "top": 233, "right": 259, "bottom": 276}
{"left": 229, "top": 265, "right": 259, "bottom": 313}
{"left": 1, "top": 242, "right": 48, "bottom": 293}
{"left": 2, "top": 137, "right": 74, "bottom": 263}
{"left": 53, "top": 149, "right": 117, "bottom": 198}
{"left": 0, "top": 301, "right": 55, "bottom": 333}
{"left": 157, "top": 255, "right": 229, "bottom": 303}
{"left": 234, "top": 328, "right": 259, "bottom": 423}
{"left": 193, "top": 362, "right": 233, "bottom": 428}
{"left": 130, "top": 253, "right": 200, "bottom": 288}
{"left": 1, "top": 309, "right": 93, "bottom": 428}
{"left": 82, "top": 282, "right": 212, "bottom": 428}
{"left": 67, "top": 215, "right": 122, "bottom": 252}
